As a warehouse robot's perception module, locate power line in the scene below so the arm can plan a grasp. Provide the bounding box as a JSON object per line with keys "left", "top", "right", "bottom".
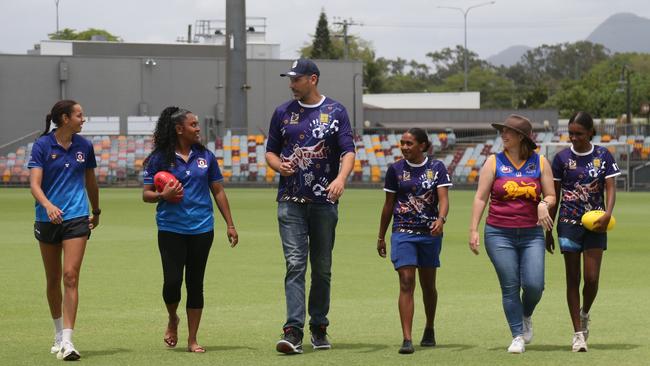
{"left": 332, "top": 17, "right": 362, "bottom": 60}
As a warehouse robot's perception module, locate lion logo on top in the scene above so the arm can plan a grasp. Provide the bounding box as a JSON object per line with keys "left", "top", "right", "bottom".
{"left": 502, "top": 180, "right": 537, "bottom": 200}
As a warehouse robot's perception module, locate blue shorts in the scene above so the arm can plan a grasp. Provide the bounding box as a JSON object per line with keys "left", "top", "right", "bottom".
{"left": 557, "top": 222, "right": 607, "bottom": 253}
{"left": 390, "top": 232, "right": 442, "bottom": 270}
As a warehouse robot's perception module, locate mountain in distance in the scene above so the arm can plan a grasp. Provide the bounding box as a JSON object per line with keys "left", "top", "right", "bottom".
{"left": 487, "top": 45, "right": 532, "bottom": 67}
{"left": 487, "top": 12, "right": 650, "bottom": 67}
{"left": 587, "top": 12, "right": 650, "bottom": 53}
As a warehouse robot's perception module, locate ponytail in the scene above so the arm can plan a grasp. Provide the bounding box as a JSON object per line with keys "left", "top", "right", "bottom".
{"left": 42, "top": 114, "right": 53, "bottom": 136}
{"left": 42, "top": 100, "right": 78, "bottom": 136}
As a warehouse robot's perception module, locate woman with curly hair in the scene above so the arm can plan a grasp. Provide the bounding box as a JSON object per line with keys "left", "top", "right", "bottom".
{"left": 142, "top": 106, "right": 238, "bottom": 353}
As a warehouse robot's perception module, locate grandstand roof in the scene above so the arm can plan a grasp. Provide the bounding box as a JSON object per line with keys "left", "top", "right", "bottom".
{"left": 363, "top": 92, "right": 480, "bottom": 109}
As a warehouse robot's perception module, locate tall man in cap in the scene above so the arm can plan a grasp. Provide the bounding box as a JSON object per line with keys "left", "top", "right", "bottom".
{"left": 266, "top": 58, "right": 356, "bottom": 354}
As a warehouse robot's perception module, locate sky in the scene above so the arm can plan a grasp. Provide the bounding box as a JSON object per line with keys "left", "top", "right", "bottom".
{"left": 1, "top": 0, "right": 648, "bottom": 63}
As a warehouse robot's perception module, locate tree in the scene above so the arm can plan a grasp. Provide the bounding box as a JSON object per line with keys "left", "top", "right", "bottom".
{"left": 426, "top": 46, "right": 489, "bottom": 85}
{"left": 48, "top": 28, "right": 121, "bottom": 42}
{"left": 310, "top": 10, "right": 336, "bottom": 59}
{"left": 438, "top": 67, "right": 516, "bottom": 108}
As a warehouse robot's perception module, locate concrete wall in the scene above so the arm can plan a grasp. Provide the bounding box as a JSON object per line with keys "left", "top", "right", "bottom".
{"left": 0, "top": 54, "right": 363, "bottom": 147}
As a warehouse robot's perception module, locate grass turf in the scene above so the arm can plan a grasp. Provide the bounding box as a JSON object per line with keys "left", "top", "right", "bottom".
{"left": 1, "top": 187, "right": 648, "bottom": 365}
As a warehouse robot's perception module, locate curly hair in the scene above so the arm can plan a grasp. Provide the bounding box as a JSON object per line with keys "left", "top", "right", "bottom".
{"left": 42, "top": 100, "right": 78, "bottom": 136}
{"left": 144, "top": 106, "right": 205, "bottom": 170}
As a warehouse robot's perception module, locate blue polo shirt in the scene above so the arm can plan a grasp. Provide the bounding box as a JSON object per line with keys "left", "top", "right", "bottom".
{"left": 143, "top": 145, "right": 223, "bottom": 235}
{"left": 266, "top": 96, "right": 356, "bottom": 203}
{"left": 28, "top": 130, "right": 97, "bottom": 222}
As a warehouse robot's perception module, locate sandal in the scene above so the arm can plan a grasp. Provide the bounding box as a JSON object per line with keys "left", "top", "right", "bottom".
{"left": 163, "top": 315, "right": 180, "bottom": 348}
{"left": 188, "top": 345, "right": 206, "bottom": 353}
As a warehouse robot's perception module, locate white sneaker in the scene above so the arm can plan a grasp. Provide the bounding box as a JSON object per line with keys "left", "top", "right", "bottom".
{"left": 50, "top": 338, "right": 62, "bottom": 354}
{"left": 56, "top": 341, "right": 81, "bottom": 361}
{"left": 572, "top": 331, "right": 588, "bottom": 352}
{"left": 579, "top": 308, "right": 590, "bottom": 340}
{"left": 507, "top": 335, "right": 525, "bottom": 354}
{"left": 522, "top": 316, "right": 533, "bottom": 344}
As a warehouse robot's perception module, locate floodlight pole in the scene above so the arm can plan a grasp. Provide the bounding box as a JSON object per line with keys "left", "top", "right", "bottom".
{"left": 438, "top": 1, "right": 495, "bottom": 91}
{"left": 55, "top": 0, "right": 61, "bottom": 33}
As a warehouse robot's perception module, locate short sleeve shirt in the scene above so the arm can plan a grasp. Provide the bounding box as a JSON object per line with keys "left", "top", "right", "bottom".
{"left": 266, "top": 96, "right": 356, "bottom": 204}
{"left": 27, "top": 131, "right": 97, "bottom": 222}
{"left": 552, "top": 144, "right": 620, "bottom": 224}
{"left": 143, "top": 146, "right": 223, "bottom": 234}
{"left": 384, "top": 157, "right": 452, "bottom": 233}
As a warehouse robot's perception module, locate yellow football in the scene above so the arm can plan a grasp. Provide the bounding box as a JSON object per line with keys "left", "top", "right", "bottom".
{"left": 581, "top": 210, "right": 616, "bottom": 231}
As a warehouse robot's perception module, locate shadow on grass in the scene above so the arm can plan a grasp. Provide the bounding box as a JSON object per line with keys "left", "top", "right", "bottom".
{"left": 527, "top": 343, "right": 641, "bottom": 351}
{"left": 167, "top": 344, "right": 257, "bottom": 353}
{"left": 430, "top": 343, "right": 476, "bottom": 351}
{"left": 82, "top": 348, "right": 131, "bottom": 357}
{"left": 319, "top": 342, "right": 389, "bottom": 353}
{"left": 488, "top": 343, "right": 641, "bottom": 352}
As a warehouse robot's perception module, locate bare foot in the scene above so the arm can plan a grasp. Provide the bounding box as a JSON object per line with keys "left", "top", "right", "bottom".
{"left": 187, "top": 344, "right": 206, "bottom": 353}
{"left": 163, "top": 315, "right": 180, "bottom": 348}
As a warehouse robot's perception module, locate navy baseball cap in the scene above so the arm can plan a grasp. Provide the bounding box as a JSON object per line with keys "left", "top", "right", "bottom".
{"left": 280, "top": 58, "right": 320, "bottom": 77}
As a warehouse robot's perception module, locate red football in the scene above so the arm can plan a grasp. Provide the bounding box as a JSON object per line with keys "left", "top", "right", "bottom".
{"left": 153, "top": 171, "right": 183, "bottom": 203}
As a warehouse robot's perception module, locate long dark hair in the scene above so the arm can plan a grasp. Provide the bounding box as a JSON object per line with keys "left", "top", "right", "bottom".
{"left": 42, "top": 100, "right": 78, "bottom": 136}
{"left": 406, "top": 127, "right": 432, "bottom": 153}
{"left": 144, "top": 106, "right": 204, "bottom": 169}
{"left": 568, "top": 111, "right": 596, "bottom": 140}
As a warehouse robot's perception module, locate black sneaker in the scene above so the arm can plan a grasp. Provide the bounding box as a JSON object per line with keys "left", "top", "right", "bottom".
{"left": 398, "top": 339, "right": 415, "bottom": 354}
{"left": 276, "top": 327, "right": 303, "bottom": 354}
{"left": 310, "top": 325, "right": 331, "bottom": 350}
{"left": 420, "top": 327, "right": 436, "bottom": 347}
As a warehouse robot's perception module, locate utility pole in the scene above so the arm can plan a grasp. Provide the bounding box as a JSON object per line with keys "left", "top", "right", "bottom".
{"left": 333, "top": 18, "right": 361, "bottom": 60}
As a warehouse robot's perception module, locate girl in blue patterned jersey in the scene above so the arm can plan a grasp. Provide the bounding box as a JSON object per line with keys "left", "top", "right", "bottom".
{"left": 142, "top": 106, "right": 238, "bottom": 353}
{"left": 377, "top": 128, "right": 452, "bottom": 354}
{"left": 28, "top": 100, "right": 101, "bottom": 361}
{"left": 545, "top": 112, "right": 620, "bottom": 352}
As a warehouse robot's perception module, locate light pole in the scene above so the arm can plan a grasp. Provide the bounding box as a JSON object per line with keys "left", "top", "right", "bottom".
{"left": 618, "top": 64, "right": 632, "bottom": 125}
{"left": 55, "top": 0, "right": 61, "bottom": 33}
{"left": 438, "top": 1, "right": 495, "bottom": 91}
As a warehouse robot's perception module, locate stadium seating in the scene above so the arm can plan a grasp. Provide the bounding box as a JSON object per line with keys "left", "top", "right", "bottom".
{"left": 2, "top": 128, "right": 648, "bottom": 186}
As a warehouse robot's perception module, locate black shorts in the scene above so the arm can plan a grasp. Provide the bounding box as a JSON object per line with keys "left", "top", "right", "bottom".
{"left": 557, "top": 221, "right": 607, "bottom": 253}
{"left": 34, "top": 216, "right": 91, "bottom": 244}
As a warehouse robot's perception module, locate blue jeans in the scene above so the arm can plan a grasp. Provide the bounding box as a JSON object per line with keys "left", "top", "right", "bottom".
{"left": 484, "top": 224, "right": 545, "bottom": 337}
{"left": 278, "top": 201, "right": 338, "bottom": 330}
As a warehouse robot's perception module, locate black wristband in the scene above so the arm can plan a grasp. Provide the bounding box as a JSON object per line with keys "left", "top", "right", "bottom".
{"left": 92, "top": 208, "right": 101, "bottom": 215}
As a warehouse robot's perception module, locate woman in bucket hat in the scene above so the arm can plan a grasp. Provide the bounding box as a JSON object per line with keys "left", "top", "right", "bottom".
{"left": 468, "top": 114, "right": 556, "bottom": 354}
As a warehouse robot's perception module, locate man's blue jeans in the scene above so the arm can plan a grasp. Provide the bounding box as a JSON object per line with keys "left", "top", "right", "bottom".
{"left": 484, "top": 224, "right": 545, "bottom": 337}
{"left": 278, "top": 201, "right": 338, "bottom": 330}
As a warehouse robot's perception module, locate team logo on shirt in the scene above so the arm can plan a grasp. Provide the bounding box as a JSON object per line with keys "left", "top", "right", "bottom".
{"left": 290, "top": 112, "right": 300, "bottom": 124}
{"left": 197, "top": 157, "right": 208, "bottom": 169}
{"left": 500, "top": 165, "right": 513, "bottom": 174}
{"left": 50, "top": 154, "right": 57, "bottom": 160}
{"left": 403, "top": 171, "right": 411, "bottom": 181}
{"left": 320, "top": 113, "right": 330, "bottom": 124}
{"left": 503, "top": 181, "right": 537, "bottom": 200}
{"left": 76, "top": 152, "right": 85, "bottom": 163}
{"left": 568, "top": 159, "right": 577, "bottom": 170}
{"left": 592, "top": 158, "right": 601, "bottom": 169}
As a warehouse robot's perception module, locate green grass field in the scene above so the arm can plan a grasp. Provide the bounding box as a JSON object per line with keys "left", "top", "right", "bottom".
{"left": 1, "top": 188, "right": 648, "bottom": 365}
